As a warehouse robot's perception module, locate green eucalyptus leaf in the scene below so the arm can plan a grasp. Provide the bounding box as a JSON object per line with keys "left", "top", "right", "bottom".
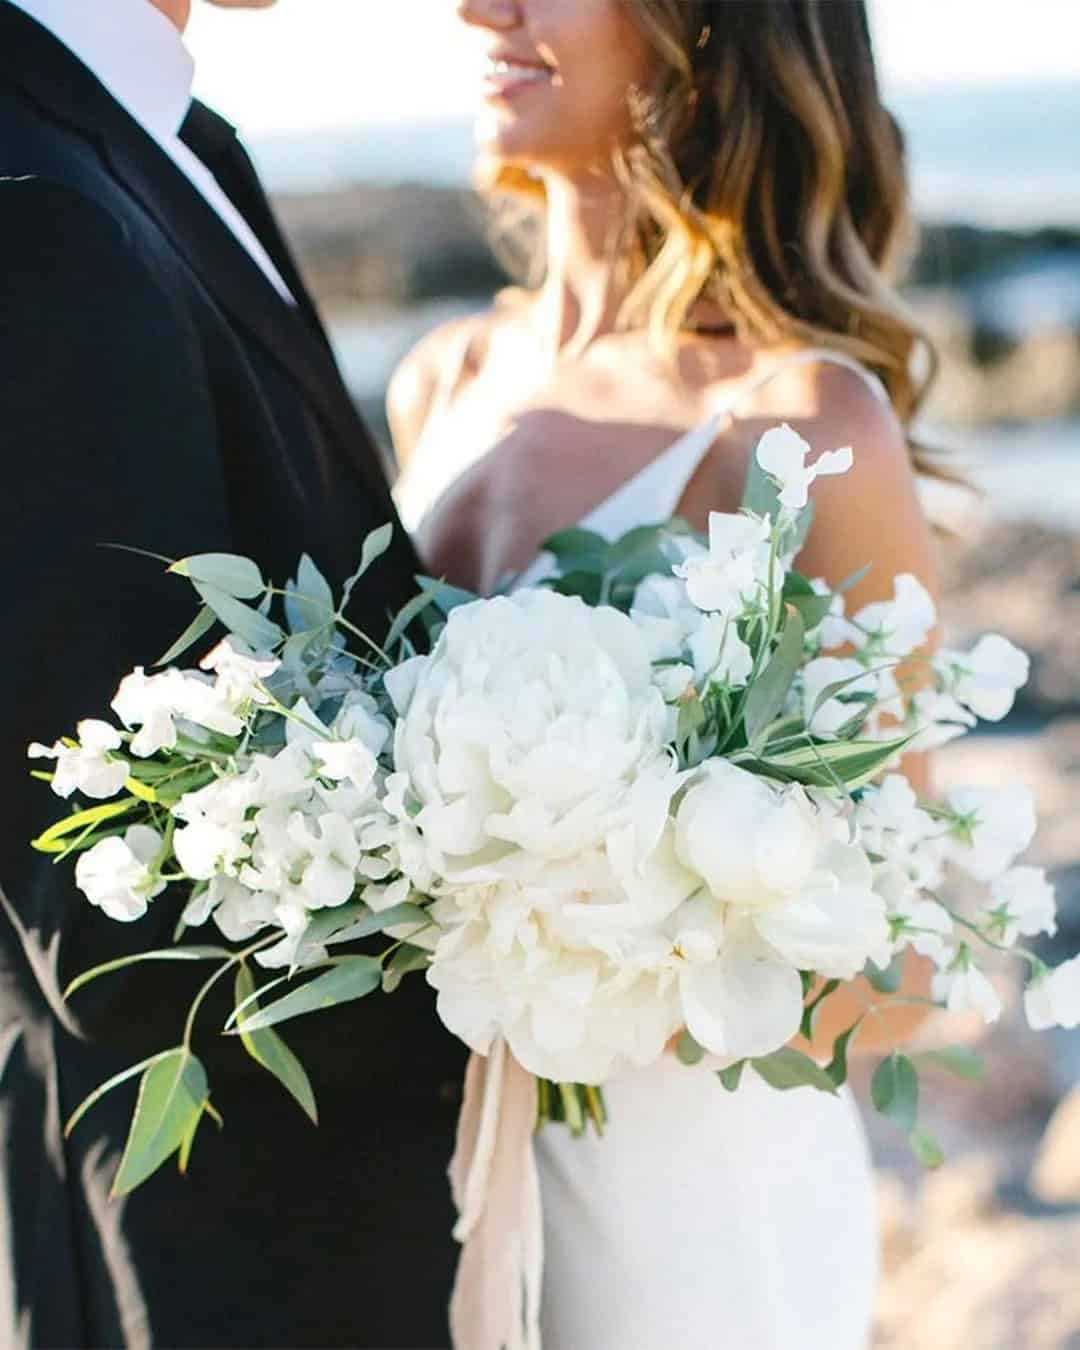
{"left": 155, "top": 605, "right": 217, "bottom": 668}
{"left": 675, "top": 1030, "right": 706, "bottom": 1066}
{"left": 302, "top": 901, "right": 428, "bottom": 949}
{"left": 384, "top": 582, "right": 443, "bottom": 650}
{"left": 870, "top": 1053, "right": 919, "bottom": 1132}
{"left": 227, "top": 957, "right": 382, "bottom": 1034}
{"left": 542, "top": 527, "right": 611, "bottom": 574}
{"left": 744, "top": 607, "right": 805, "bottom": 747}
{"left": 788, "top": 591, "right": 834, "bottom": 631}
{"left": 193, "top": 582, "right": 284, "bottom": 650}
{"left": 285, "top": 554, "right": 336, "bottom": 634}
{"left": 65, "top": 1048, "right": 182, "bottom": 1138}
{"left": 835, "top": 562, "right": 872, "bottom": 595}
{"left": 382, "top": 943, "right": 430, "bottom": 993}
{"left": 865, "top": 954, "right": 905, "bottom": 995}
{"left": 234, "top": 965, "right": 318, "bottom": 1124}
{"left": 413, "top": 575, "right": 479, "bottom": 616}
{"left": 909, "top": 1123, "right": 945, "bottom": 1169}
{"left": 917, "top": 1046, "right": 985, "bottom": 1080}
{"left": 825, "top": 1020, "right": 863, "bottom": 1088}
{"left": 751, "top": 1046, "right": 838, "bottom": 1095}
{"left": 111, "top": 1050, "right": 209, "bottom": 1197}
{"left": 341, "top": 523, "right": 394, "bottom": 608}
{"left": 170, "top": 553, "right": 265, "bottom": 600}
{"left": 549, "top": 570, "right": 603, "bottom": 605}
{"left": 64, "top": 946, "right": 230, "bottom": 1001}
{"left": 716, "top": 1061, "right": 746, "bottom": 1092}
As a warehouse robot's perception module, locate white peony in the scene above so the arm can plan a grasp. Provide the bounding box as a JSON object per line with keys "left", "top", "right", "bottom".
{"left": 388, "top": 588, "right": 677, "bottom": 882}
{"left": 934, "top": 634, "right": 1029, "bottom": 723}
{"left": 74, "top": 825, "right": 165, "bottom": 922}
{"left": 28, "top": 719, "right": 129, "bottom": 800}
{"left": 672, "top": 512, "right": 772, "bottom": 617}
{"left": 672, "top": 760, "right": 889, "bottom": 1059}
{"left": 1024, "top": 956, "right": 1080, "bottom": 1031}
{"left": 754, "top": 423, "right": 853, "bottom": 513}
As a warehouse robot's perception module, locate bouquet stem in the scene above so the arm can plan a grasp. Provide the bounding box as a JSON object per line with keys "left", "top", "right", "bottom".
{"left": 536, "top": 1078, "right": 607, "bottom": 1137}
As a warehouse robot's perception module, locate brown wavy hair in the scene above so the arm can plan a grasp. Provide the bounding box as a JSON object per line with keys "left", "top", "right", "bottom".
{"left": 485, "top": 0, "right": 937, "bottom": 443}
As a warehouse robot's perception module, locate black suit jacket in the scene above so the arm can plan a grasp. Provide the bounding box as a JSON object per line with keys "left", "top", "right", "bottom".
{"left": 0, "top": 6, "right": 464, "bottom": 1346}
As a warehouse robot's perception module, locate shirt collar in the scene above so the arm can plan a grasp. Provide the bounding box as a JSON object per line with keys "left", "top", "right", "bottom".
{"left": 8, "top": 0, "right": 195, "bottom": 143}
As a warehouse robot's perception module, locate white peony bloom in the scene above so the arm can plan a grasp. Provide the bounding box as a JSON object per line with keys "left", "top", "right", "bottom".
{"left": 754, "top": 423, "right": 853, "bottom": 513}
{"left": 932, "top": 952, "right": 1002, "bottom": 1022}
{"left": 980, "top": 866, "right": 1056, "bottom": 946}
{"left": 391, "top": 588, "right": 676, "bottom": 881}
{"left": 935, "top": 634, "right": 1030, "bottom": 723}
{"left": 851, "top": 573, "right": 936, "bottom": 659}
{"left": 1024, "top": 956, "right": 1080, "bottom": 1031}
{"left": 28, "top": 720, "right": 129, "bottom": 800}
{"left": 673, "top": 512, "right": 772, "bottom": 617}
{"left": 74, "top": 825, "right": 165, "bottom": 922}
{"left": 200, "top": 637, "right": 280, "bottom": 709}
{"left": 945, "top": 783, "right": 1037, "bottom": 882}
{"left": 672, "top": 761, "right": 888, "bottom": 1059}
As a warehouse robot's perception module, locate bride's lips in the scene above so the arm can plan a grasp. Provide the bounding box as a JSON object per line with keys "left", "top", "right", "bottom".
{"left": 482, "top": 55, "right": 554, "bottom": 103}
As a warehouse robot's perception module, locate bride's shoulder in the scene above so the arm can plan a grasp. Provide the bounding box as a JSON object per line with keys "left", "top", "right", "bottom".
{"left": 386, "top": 288, "right": 525, "bottom": 467}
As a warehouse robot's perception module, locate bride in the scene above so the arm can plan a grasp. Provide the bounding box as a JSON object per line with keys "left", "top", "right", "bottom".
{"left": 392, "top": 1, "right": 938, "bottom": 1345}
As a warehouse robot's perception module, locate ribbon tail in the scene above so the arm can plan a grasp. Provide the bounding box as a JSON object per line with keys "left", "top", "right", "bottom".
{"left": 448, "top": 1039, "right": 544, "bottom": 1350}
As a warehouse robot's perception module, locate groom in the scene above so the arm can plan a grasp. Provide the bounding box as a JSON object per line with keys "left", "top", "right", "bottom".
{"left": 0, "top": 0, "right": 465, "bottom": 1346}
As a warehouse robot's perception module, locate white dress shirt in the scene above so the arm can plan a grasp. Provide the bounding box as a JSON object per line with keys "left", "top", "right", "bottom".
{"left": 10, "top": 0, "right": 295, "bottom": 303}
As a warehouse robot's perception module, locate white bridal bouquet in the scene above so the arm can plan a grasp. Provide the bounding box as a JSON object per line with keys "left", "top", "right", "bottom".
{"left": 29, "top": 427, "right": 1075, "bottom": 1205}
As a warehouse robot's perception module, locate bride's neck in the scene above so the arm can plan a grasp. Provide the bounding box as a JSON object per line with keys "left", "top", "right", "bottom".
{"left": 536, "top": 173, "right": 630, "bottom": 358}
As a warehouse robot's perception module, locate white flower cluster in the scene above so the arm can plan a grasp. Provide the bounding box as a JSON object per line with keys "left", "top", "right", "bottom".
{"left": 388, "top": 585, "right": 894, "bottom": 1082}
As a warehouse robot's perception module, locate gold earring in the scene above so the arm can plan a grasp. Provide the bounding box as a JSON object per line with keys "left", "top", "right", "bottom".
{"left": 696, "top": 23, "right": 713, "bottom": 50}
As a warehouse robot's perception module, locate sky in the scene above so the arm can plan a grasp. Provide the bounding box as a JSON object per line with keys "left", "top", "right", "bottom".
{"left": 187, "top": 0, "right": 1080, "bottom": 137}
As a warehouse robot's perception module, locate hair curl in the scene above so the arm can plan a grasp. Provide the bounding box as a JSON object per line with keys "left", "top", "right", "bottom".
{"left": 484, "top": 0, "right": 937, "bottom": 454}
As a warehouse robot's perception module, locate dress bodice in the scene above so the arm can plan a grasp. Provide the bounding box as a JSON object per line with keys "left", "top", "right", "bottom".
{"left": 395, "top": 346, "right": 888, "bottom": 589}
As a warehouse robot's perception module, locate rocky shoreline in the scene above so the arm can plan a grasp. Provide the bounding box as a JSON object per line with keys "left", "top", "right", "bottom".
{"left": 274, "top": 185, "right": 1080, "bottom": 429}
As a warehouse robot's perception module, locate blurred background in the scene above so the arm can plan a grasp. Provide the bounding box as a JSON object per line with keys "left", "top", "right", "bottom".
{"left": 187, "top": 3, "right": 1079, "bottom": 1345}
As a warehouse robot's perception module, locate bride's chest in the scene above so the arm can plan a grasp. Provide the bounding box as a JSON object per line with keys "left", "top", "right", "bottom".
{"left": 402, "top": 383, "right": 696, "bottom": 591}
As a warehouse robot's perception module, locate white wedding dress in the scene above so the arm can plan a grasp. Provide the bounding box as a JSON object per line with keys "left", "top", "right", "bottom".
{"left": 397, "top": 349, "right": 884, "bottom": 1350}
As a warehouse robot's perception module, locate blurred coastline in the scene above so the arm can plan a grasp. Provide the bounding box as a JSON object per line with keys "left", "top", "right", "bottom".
{"left": 265, "top": 88, "right": 1080, "bottom": 1346}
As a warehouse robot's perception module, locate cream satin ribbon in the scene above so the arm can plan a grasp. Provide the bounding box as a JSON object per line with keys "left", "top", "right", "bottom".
{"left": 448, "top": 1038, "right": 543, "bottom": 1350}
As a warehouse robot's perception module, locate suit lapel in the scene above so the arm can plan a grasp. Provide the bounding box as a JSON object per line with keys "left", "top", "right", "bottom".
{"left": 0, "top": 3, "right": 379, "bottom": 489}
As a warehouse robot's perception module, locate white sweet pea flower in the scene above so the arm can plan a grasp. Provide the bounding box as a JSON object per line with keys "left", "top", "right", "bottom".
{"left": 801, "top": 657, "right": 876, "bottom": 737}
{"left": 200, "top": 637, "right": 280, "bottom": 709}
{"left": 673, "top": 512, "right": 772, "bottom": 617}
{"left": 172, "top": 774, "right": 259, "bottom": 881}
{"left": 906, "top": 689, "right": 977, "bottom": 752}
{"left": 935, "top": 634, "right": 1030, "bottom": 723}
{"left": 945, "top": 783, "right": 1037, "bottom": 882}
{"left": 808, "top": 578, "right": 856, "bottom": 650}
{"left": 1024, "top": 956, "right": 1080, "bottom": 1031}
{"left": 653, "top": 664, "right": 696, "bottom": 702}
{"left": 630, "top": 574, "right": 702, "bottom": 662}
{"left": 112, "top": 666, "right": 243, "bottom": 755}
{"left": 887, "top": 896, "right": 955, "bottom": 967}
{"left": 74, "top": 825, "right": 165, "bottom": 922}
{"left": 932, "top": 949, "right": 1002, "bottom": 1022}
{"left": 28, "top": 720, "right": 129, "bottom": 800}
{"left": 754, "top": 423, "right": 853, "bottom": 513}
{"left": 979, "top": 866, "right": 1056, "bottom": 946}
{"left": 851, "top": 573, "right": 936, "bottom": 659}
{"left": 254, "top": 899, "right": 329, "bottom": 971}
{"left": 687, "top": 615, "right": 754, "bottom": 690}
{"left": 287, "top": 810, "right": 361, "bottom": 909}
